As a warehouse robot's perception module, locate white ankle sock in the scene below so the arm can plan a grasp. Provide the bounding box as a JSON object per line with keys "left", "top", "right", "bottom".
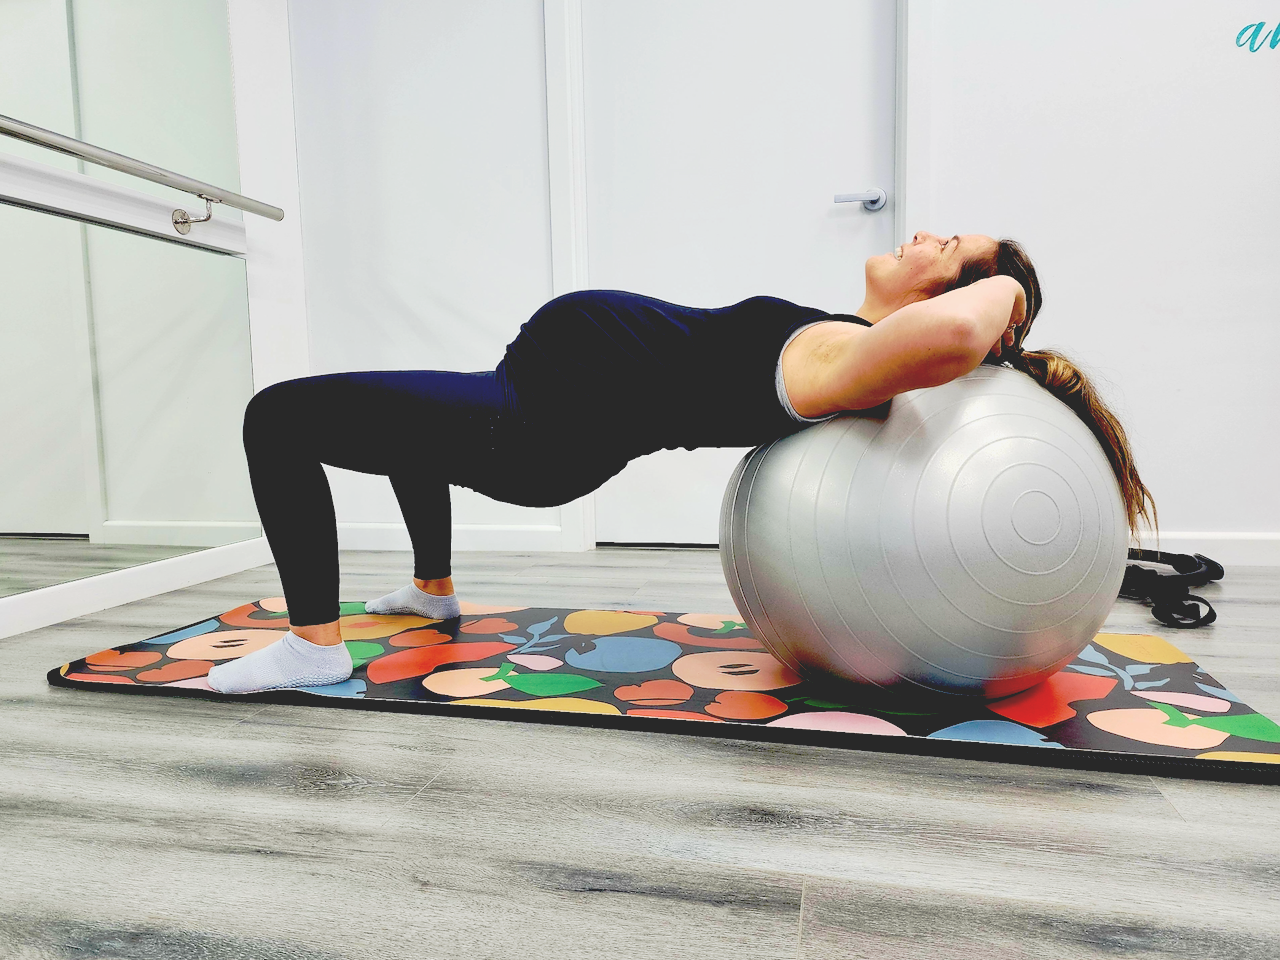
{"left": 364, "top": 582, "right": 460, "bottom": 620}
{"left": 207, "top": 630, "right": 353, "bottom": 695}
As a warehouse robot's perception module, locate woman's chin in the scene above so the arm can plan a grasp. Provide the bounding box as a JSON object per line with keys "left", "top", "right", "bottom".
{"left": 866, "top": 253, "right": 901, "bottom": 284}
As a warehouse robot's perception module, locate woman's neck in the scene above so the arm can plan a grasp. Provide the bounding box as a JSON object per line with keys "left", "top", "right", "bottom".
{"left": 855, "top": 297, "right": 893, "bottom": 323}
{"left": 858, "top": 290, "right": 930, "bottom": 324}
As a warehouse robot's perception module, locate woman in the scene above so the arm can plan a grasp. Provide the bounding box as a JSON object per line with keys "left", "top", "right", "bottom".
{"left": 208, "top": 231, "right": 1157, "bottom": 694}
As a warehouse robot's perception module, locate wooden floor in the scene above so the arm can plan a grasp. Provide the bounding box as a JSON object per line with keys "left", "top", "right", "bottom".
{"left": 0, "top": 537, "right": 203, "bottom": 598}
{"left": 1, "top": 547, "right": 1277, "bottom": 959}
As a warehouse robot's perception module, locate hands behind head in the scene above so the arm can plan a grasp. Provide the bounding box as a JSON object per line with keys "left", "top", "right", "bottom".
{"left": 989, "top": 279, "right": 1028, "bottom": 359}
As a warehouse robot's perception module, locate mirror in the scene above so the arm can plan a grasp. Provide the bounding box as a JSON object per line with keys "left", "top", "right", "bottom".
{"left": 0, "top": 0, "right": 258, "bottom": 601}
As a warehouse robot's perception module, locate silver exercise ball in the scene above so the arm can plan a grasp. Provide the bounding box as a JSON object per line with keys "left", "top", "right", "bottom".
{"left": 720, "top": 364, "right": 1129, "bottom": 700}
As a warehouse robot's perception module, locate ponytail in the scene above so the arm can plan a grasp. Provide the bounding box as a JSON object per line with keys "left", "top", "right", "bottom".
{"left": 1002, "top": 347, "right": 1158, "bottom": 540}
{"left": 945, "top": 238, "right": 1158, "bottom": 542}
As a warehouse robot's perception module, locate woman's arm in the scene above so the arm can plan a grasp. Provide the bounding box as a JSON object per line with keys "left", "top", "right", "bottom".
{"left": 787, "top": 276, "right": 1027, "bottom": 416}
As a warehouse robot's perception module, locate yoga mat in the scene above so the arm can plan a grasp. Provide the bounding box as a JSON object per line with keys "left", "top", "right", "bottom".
{"left": 48, "top": 599, "right": 1280, "bottom": 783}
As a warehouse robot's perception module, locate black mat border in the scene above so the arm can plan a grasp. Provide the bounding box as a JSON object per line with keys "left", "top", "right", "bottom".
{"left": 47, "top": 667, "right": 1280, "bottom": 786}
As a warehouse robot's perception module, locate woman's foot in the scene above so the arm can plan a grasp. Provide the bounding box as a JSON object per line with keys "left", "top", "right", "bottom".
{"left": 365, "top": 578, "right": 460, "bottom": 619}
{"left": 207, "top": 630, "right": 353, "bottom": 694}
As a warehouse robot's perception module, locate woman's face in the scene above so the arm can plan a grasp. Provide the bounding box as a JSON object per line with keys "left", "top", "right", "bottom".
{"left": 865, "top": 230, "right": 998, "bottom": 312}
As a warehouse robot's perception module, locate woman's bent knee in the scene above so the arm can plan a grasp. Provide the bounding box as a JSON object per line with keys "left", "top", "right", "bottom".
{"left": 243, "top": 378, "right": 318, "bottom": 452}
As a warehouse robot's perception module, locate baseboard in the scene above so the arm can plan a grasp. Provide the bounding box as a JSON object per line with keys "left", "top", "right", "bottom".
{"left": 1131, "top": 532, "right": 1280, "bottom": 567}
{"left": 94, "top": 520, "right": 262, "bottom": 547}
{"left": 0, "top": 537, "right": 273, "bottom": 641}
{"left": 337, "top": 521, "right": 592, "bottom": 553}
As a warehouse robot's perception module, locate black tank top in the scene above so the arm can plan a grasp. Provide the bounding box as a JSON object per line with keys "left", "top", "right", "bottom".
{"left": 500, "top": 290, "right": 886, "bottom": 456}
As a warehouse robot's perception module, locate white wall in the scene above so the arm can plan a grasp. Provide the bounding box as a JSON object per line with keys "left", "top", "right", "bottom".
{"left": 288, "top": 0, "right": 591, "bottom": 550}
{"left": 903, "top": 0, "right": 1280, "bottom": 564}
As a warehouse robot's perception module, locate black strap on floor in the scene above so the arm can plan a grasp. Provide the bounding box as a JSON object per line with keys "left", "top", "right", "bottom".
{"left": 1118, "top": 549, "right": 1223, "bottom": 628}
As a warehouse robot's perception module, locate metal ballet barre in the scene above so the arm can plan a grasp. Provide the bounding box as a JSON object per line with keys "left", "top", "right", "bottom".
{"left": 0, "top": 112, "right": 284, "bottom": 233}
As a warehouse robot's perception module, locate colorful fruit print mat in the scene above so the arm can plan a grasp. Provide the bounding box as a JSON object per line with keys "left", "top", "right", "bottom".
{"left": 48, "top": 599, "right": 1280, "bottom": 784}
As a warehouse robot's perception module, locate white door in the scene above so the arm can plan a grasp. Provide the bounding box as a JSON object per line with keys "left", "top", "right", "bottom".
{"left": 582, "top": 0, "right": 899, "bottom": 543}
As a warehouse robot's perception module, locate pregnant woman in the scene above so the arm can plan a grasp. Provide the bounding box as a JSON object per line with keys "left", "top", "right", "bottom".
{"left": 208, "top": 231, "right": 1157, "bottom": 694}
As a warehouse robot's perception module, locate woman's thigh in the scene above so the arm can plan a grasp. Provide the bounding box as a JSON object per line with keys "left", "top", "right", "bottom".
{"left": 244, "top": 370, "right": 504, "bottom": 473}
{"left": 244, "top": 369, "right": 632, "bottom": 505}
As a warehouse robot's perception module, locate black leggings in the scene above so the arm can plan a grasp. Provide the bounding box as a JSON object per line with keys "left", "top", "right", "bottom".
{"left": 243, "top": 365, "right": 629, "bottom": 626}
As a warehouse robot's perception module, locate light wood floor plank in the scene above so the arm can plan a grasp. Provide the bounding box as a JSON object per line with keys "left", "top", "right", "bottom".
{"left": 0, "top": 537, "right": 203, "bottom": 598}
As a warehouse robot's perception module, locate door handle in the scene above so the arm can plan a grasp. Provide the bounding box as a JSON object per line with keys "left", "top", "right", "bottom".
{"left": 834, "top": 188, "right": 887, "bottom": 211}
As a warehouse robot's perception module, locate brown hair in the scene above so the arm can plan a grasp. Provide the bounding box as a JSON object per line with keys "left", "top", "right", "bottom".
{"left": 943, "top": 238, "right": 1158, "bottom": 541}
